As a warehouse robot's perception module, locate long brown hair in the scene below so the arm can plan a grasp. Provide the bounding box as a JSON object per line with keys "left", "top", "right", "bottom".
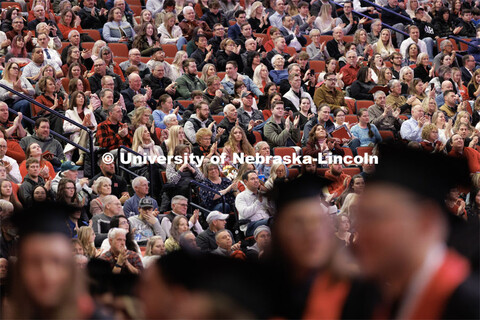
{"left": 224, "top": 126, "right": 255, "bottom": 155}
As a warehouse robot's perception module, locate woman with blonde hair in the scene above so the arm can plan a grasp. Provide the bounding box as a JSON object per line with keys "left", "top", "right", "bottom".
{"left": 453, "top": 111, "right": 475, "bottom": 133}
{"left": 421, "top": 96, "right": 438, "bottom": 118}
{"left": 91, "top": 40, "right": 106, "bottom": 61}
{"left": 131, "top": 106, "right": 153, "bottom": 130}
{"left": 377, "top": 67, "right": 393, "bottom": 86}
{"left": 264, "top": 163, "right": 287, "bottom": 190}
{"left": 373, "top": 29, "right": 396, "bottom": 60}
{"left": 0, "top": 62, "right": 35, "bottom": 120}
{"left": 200, "top": 63, "right": 217, "bottom": 83}
{"left": 78, "top": 226, "right": 101, "bottom": 258}
{"left": 132, "top": 125, "right": 164, "bottom": 157}
{"left": 248, "top": 1, "right": 269, "bottom": 33}
{"left": 97, "top": 46, "right": 125, "bottom": 81}
{"left": 170, "top": 50, "right": 188, "bottom": 81}
{"left": 253, "top": 63, "right": 271, "bottom": 91}
{"left": 339, "top": 192, "right": 358, "bottom": 219}
{"left": 314, "top": 3, "right": 335, "bottom": 34}
{"left": 354, "top": 28, "right": 372, "bottom": 61}
{"left": 142, "top": 236, "right": 165, "bottom": 268}
{"left": 221, "top": 126, "right": 255, "bottom": 167}
{"left": 158, "top": 12, "right": 184, "bottom": 46}
{"left": 432, "top": 110, "right": 452, "bottom": 143}
{"left": 164, "top": 125, "right": 189, "bottom": 156}
{"left": 90, "top": 176, "right": 112, "bottom": 215}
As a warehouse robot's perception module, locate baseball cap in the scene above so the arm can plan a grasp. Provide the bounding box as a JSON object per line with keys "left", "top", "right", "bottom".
{"left": 253, "top": 225, "right": 271, "bottom": 239}
{"left": 139, "top": 197, "right": 154, "bottom": 208}
{"left": 241, "top": 91, "right": 254, "bottom": 98}
{"left": 61, "top": 160, "right": 80, "bottom": 172}
{"left": 415, "top": 7, "right": 424, "bottom": 13}
{"left": 206, "top": 211, "right": 229, "bottom": 224}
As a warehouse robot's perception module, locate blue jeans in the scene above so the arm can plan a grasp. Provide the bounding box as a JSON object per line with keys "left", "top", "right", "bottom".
{"left": 212, "top": 202, "right": 231, "bottom": 213}
{"left": 176, "top": 36, "right": 188, "bottom": 51}
{"left": 348, "top": 138, "right": 361, "bottom": 157}
{"left": 423, "top": 37, "right": 435, "bottom": 60}
{"left": 12, "top": 99, "right": 31, "bottom": 128}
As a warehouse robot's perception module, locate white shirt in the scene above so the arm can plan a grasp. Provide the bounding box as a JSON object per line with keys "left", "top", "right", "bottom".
{"left": 235, "top": 188, "right": 269, "bottom": 232}
{"left": 0, "top": 154, "right": 21, "bottom": 184}
{"left": 399, "top": 38, "right": 427, "bottom": 59}
{"left": 41, "top": 47, "right": 63, "bottom": 67}
{"left": 160, "top": 211, "right": 203, "bottom": 238}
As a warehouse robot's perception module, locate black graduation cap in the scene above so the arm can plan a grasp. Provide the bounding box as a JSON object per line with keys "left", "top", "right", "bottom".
{"left": 369, "top": 143, "right": 471, "bottom": 207}
{"left": 267, "top": 174, "right": 332, "bottom": 214}
{"left": 12, "top": 202, "right": 73, "bottom": 239}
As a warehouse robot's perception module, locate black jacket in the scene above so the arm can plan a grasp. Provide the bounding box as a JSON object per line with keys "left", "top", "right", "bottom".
{"left": 200, "top": 10, "right": 228, "bottom": 29}
{"left": 414, "top": 65, "right": 432, "bottom": 83}
{"left": 78, "top": 7, "right": 107, "bottom": 30}
{"left": 215, "top": 50, "right": 244, "bottom": 72}
{"left": 142, "top": 74, "right": 173, "bottom": 100}
{"left": 350, "top": 80, "right": 375, "bottom": 101}
{"left": 413, "top": 18, "right": 436, "bottom": 39}
{"left": 456, "top": 19, "right": 476, "bottom": 38}
{"left": 433, "top": 17, "right": 455, "bottom": 38}
{"left": 191, "top": 48, "right": 214, "bottom": 71}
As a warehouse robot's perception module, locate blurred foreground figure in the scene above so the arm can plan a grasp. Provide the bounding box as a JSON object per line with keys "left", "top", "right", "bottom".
{"left": 265, "top": 174, "right": 355, "bottom": 319}
{"left": 3, "top": 203, "right": 104, "bottom": 319}
{"left": 355, "top": 144, "right": 479, "bottom": 319}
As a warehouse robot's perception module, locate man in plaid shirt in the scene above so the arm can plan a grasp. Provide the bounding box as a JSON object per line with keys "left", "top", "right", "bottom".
{"left": 96, "top": 104, "right": 133, "bottom": 151}
{"left": 100, "top": 228, "right": 143, "bottom": 274}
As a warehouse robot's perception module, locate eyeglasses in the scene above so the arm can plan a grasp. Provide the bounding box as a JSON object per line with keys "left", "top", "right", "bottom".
{"left": 13, "top": 21, "right": 23, "bottom": 24}
{"left": 94, "top": 64, "right": 105, "bottom": 67}
{"left": 175, "top": 203, "right": 188, "bottom": 207}
{"left": 326, "top": 78, "right": 337, "bottom": 81}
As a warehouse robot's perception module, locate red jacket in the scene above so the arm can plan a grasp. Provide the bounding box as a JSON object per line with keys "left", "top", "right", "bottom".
{"left": 449, "top": 147, "right": 480, "bottom": 173}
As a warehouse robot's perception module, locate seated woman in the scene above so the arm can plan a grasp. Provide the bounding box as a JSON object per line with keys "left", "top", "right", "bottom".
{"left": 304, "top": 124, "right": 330, "bottom": 158}
{"left": 254, "top": 141, "right": 274, "bottom": 179}
{"left": 34, "top": 65, "right": 67, "bottom": 98}
{"left": 377, "top": 67, "right": 393, "bottom": 86}
{"left": 403, "top": 43, "right": 419, "bottom": 67}
{"left": 269, "top": 54, "right": 288, "bottom": 85}
{"left": 0, "top": 179, "right": 22, "bottom": 212}
{"left": 413, "top": 53, "right": 434, "bottom": 83}
{"left": 263, "top": 27, "right": 281, "bottom": 52}
{"left": 164, "top": 215, "right": 189, "bottom": 253}
{"left": 409, "top": 78, "right": 427, "bottom": 102}
{"left": 252, "top": 63, "right": 272, "bottom": 93}
{"left": 293, "top": 97, "right": 314, "bottom": 130}
{"left": 354, "top": 29, "right": 373, "bottom": 62}
{"left": 90, "top": 176, "right": 112, "bottom": 216}
{"left": 142, "top": 236, "right": 166, "bottom": 268}
{"left": 317, "top": 58, "right": 344, "bottom": 89}
{"left": 372, "top": 29, "right": 396, "bottom": 60}
{"left": 199, "top": 63, "right": 216, "bottom": 83}
{"left": 165, "top": 144, "right": 204, "bottom": 197}
{"left": 61, "top": 46, "right": 88, "bottom": 77}
{"left": 57, "top": 9, "right": 85, "bottom": 41}
{"left": 78, "top": 226, "right": 102, "bottom": 259}
{"left": 350, "top": 108, "right": 382, "bottom": 151}
{"left": 399, "top": 65, "right": 415, "bottom": 95}
{"left": 91, "top": 40, "right": 107, "bottom": 61}
{"left": 200, "top": 162, "right": 236, "bottom": 213}
{"left": 19, "top": 143, "right": 55, "bottom": 181}
{"left": 152, "top": 94, "right": 182, "bottom": 129}
{"left": 62, "top": 62, "right": 91, "bottom": 94}
{"left": 0, "top": 62, "right": 35, "bottom": 121}
{"left": 34, "top": 76, "right": 65, "bottom": 135}
{"left": 221, "top": 126, "right": 255, "bottom": 168}
{"left": 248, "top": 1, "right": 269, "bottom": 33}
{"left": 134, "top": 9, "right": 154, "bottom": 33}
{"left": 63, "top": 91, "right": 96, "bottom": 165}
{"left": 216, "top": 38, "right": 244, "bottom": 72}
{"left": 164, "top": 125, "right": 189, "bottom": 156}
{"left": 0, "top": 7, "right": 20, "bottom": 34}
{"left": 334, "top": 214, "right": 355, "bottom": 246}
{"left": 132, "top": 125, "right": 165, "bottom": 186}
{"left": 132, "top": 22, "right": 161, "bottom": 57}
{"left": 103, "top": 7, "right": 136, "bottom": 45}
{"left": 5, "top": 35, "right": 31, "bottom": 68}
{"left": 451, "top": 67, "right": 468, "bottom": 102}
{"left": 306, "top": 28, "right": 329, "bottom": 61}
{"left": 349, "top": 66, "right": 375, "bottom": 101}
{"left": 422, "top": 97, "right": 438, "bottom": 119}
{"left": 245, "top": 52, "right": 262, "bottom": 80}
{"left": 467, "top": 69, "right": 480, "bottom": 100}
{"left": 192, "top": 128, "right": 220, "bottom": 159}
{"left": 67, "top": 78, "right": 90, "bottom": 106}
{"left": 264, "top": 163, "right": 287, "bottom": 190}
{"left": 158, "top": 12, "right": 184, "bottom": 49}
{"left": 420, "top": 123, "right": 445, "bottom": 153}
{"left": 432, "top": 110, "right": 451, "bottom": 144}
{"left": 314, "top": 4, "right": 335, "bottom": 34}
{"left": 337, "top": 174, "right": 364, "bottom": 208}
{"left": 96, "top": 46, "right": 125, "bottom": 82}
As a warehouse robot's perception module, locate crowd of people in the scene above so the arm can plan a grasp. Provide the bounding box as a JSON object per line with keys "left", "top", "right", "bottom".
{"left": 0, "top": 0, "right": 479, "bottom": 318}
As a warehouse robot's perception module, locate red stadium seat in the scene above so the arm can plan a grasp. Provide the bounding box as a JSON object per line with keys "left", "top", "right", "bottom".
{"left": 108, "top": 43, "right": 129, "bottom": 57}
{"left": 212, "top": 115, "right": 224, "bottom": 124}
{"left": 177, "top": 100, "right": 191, "bottom": 109}
{"left": 288, "top": 168, "right": 300, "bottom": 179}
{"left": 129, "top": 4, "right": 142, "bottom": 16}
{"left": 82, "top": 42, "right": 94, "bottom": 51}
{"left": 162, "top": 44, "right": 178, "bottom": 57}
{"left": 357, "top": 146, "right": 374, "bottom": 157}
{"left": 345, "top": 114, "right": 358, "bottom": 124}
{"left": 343, "top": 167, "right": 361, "bottom": 177}
{"left": 273, "top": 147, "right": 297, "bottom": 164}
{"left": 379, "top": 130, "right": 394, "bottom": 140}
{"left": 83, "top": 29, "right": 101, "bottom": 41}
{"left": 356, "top": 100, "right": 375, "bottom": 113}
{"left": 309, "top": 60, "right": 325, "bottom": 73}
{"left": 345, "top": 99, "right": 356, "bottom": 114}
{"left": 253, "top": 131, "right": 263, "bottom": 144}
{"left": 284, "top": 46, "right": 297, "bottom": 56}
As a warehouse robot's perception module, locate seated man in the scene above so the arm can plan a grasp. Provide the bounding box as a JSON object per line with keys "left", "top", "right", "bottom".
{"left": 202, "top": 76, "right": 241, "bottom": 115}
{"left": 448, "top": 134, "right": 480, "bottom": 174}
{"left": 20, "top": 117, "right": 65, "bottom": 169}
{"left": 235, "top": 170, "right": 270, "bottom": 237}
{"left": 313, "top": 72, "right": 348, "bottom": 113}
{"left": 325, "top": 164, "right": 351, "bottom": 198}
{"left": 0, "top": 138, "right": 21, "bottom": 184}
{"left": 368, "top": 91, "right": 403, "bottom": 134}
{"left": 179, "top": 6, "right": 212, "bottom": 42}
{"left": 100, "top": 228, "right": 143, "bottom": 274}
{"left": 439, "top": 90, "right": 460, "bottom": 120}
{"left": 217, "top": 104, "right": 255, "bottom": 147}
{"left": 88, "top": 60, "right": 123, "bottom": 96}
{"left": 196, "top": 211, "right": 229, "bottom": 252}
{"left": 283, "top": 72, "right": 315, "bottom": 113}
{"left": 326, "top": 27, "right": 346, "bottom": 60}
{"left": 385, "top": 80, "right": 418, "bottom": 114}
{"left": 18, "top": 158, "right": 52, "bottom": 206}
{"left": 264, "top": 100, "right": 300, "bottom": 148}
{"left": 211, "top": 229, "right": 242, "bottom": 257}
{"left": 91, "top": 195, "right": 123, "bottom": 246}
{"left": 142, "top": 64, "right": 176, "bottom": 100}
{"left": 123, "top": 176, "right": 159, "bottom": 218}
{"left": 121, "top": 73, "right": 156, "bottom": 113}
{"left": 237, "top": 91, "right": 264, "bottom": 128}
{"left": 400, "top": 105, "right": 429, "bottom": 142}
{"left": 128, "top": 198, "right": 166, "bottom": 245}
{"left": 176, "top": 59, "right": 207, "bottom": 100}
{"left": 190, "top": 35, "right": 215, "bottom": 71}
{"left": 302, "top": 104, "right": 336, "bottom": 146}
{"left": 221, "top": 61, "right": 263, "bottom": 97}
{"left": 184, "top": 101, "right": 217, "bottom": 145}
{"left": 278, "top": 15, "right": 307, "bottom": 52}
{"left": 339, "top": 50, "right": 361, "bottom": 88}
{"left": 96, "top": 105, "right": 133, "bottom": 151}
{"left": 51, "top": 160, "right": 91, "bottom": 199}
{"left": 245, "top": 225, "right": 271, "bottom": 261}
{"left": 119, "top": 49, "right": 151, "bottom": 79}
{"left": 159, "top": 195, "right": 203, "bottom": 238}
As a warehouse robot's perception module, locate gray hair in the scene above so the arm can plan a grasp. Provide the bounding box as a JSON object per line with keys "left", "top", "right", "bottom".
{"left": 133, "top": 94, "right": 144, "bottom": 104}
{"left": 271, "top": 54, "right": 285, "bottom": 66}
{"left": 0, "top": 200, "right": 13, "bottom": 213}
{"left": 179, "top": 231, "right": 195, "bottom": 248}
{"left": 254, "top": 141, "right": 269, "bottom": 152}
{"left": 68, "top": 30, "right": 80, "bottom": 40}
{"left": 287, "top": 63, "right": 300, "bottom": 73}
{"left": 132, "top": 176, "right": 148, "bottom": 189}
{"left": 215, "top": 229, "right": 230, "bottom": 241}
{"left": 373, "top": 90, "right": 386, "bottom": 100}
{"left": 108, "top": 227, "right": 127, "bottom": 240}
{"left": 183, "top": 6, "right": 194, "bottom": 14}
{"left": 92, "top": 176, "right": 112, "bottom": 194}
{"left": 171, "top": 195, "right": 188, "bottom": 206}
{"left": 103, "top": 195, "right": 119, "bottom": 208}
{"left": 35, "top": 22, "right": 48, "bottom": 34}
{"left": 223, "top": 103, "right": 236, "bottom": 114}
{"left": 99, "top": 88, "right": 113, "bottom": 99}
{"left": 440, "top": 39, "right": 452, "bottom": 51}
{"left": 163, "top": 114, "right": 177, "bottom": 126}
{"left": 388, "top": 79, "right": 401, "bottom": 89}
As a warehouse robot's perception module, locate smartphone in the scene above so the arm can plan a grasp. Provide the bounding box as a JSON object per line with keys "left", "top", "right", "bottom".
{"left": 430, "top": 83, "right": 434, "bottom": 91}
